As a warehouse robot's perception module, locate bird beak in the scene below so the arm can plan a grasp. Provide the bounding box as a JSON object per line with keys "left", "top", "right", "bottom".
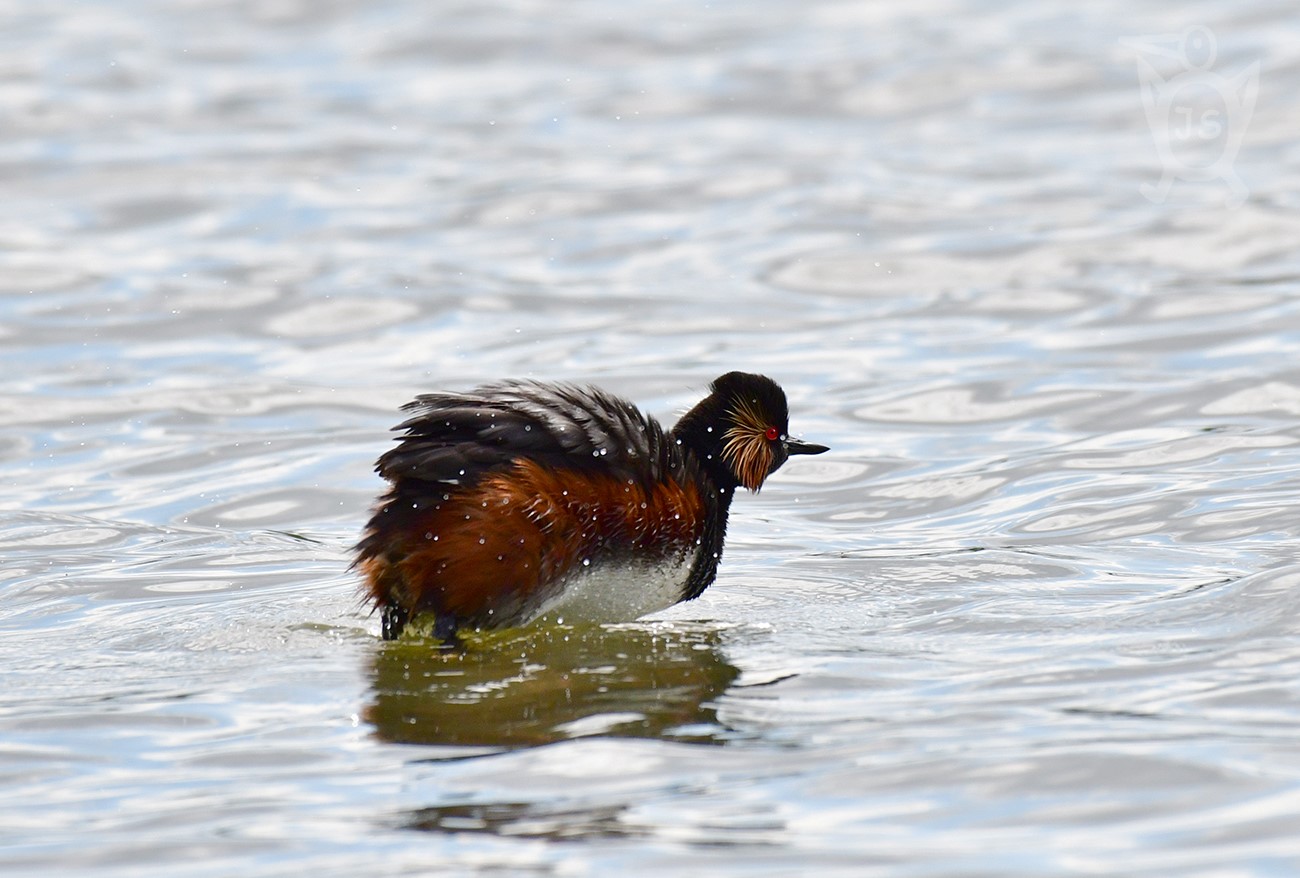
{"left": 784, "top": 438, "right": 829, "bottom": 456}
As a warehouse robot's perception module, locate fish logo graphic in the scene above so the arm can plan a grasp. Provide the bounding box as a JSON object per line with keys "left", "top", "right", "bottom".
{"left": 1120, "top": 26, "right": 1259, "bottom": 207}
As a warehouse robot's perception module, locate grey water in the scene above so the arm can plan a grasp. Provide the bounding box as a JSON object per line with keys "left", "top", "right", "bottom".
{"left": 4, "top": 0, "right": 1300, "bottom": 875}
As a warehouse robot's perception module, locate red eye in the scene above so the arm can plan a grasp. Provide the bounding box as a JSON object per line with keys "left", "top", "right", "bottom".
{"left": 764, "top": 426, "right": 779, "bottom": 441}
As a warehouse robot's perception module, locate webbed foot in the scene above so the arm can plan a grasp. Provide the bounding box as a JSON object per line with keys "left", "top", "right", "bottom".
{"left": 433, "top": 614, "right": 464, "bottom": 651}
{"left": 380, "top": 604, "right": 409, "bottom": 641}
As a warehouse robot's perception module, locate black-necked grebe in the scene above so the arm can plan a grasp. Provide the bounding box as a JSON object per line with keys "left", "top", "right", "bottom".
{"left": 355, "top": 371, "right": 828, "bottom": 643}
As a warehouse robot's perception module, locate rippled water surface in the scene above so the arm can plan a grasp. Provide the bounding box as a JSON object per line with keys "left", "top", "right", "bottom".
{"left": 5, "top": 1, "right": 1300, "bottom": 874}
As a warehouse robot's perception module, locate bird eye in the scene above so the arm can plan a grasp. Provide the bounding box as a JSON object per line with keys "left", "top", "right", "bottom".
{"left": 764, "top": 426, "right": 779, "bottom": 441}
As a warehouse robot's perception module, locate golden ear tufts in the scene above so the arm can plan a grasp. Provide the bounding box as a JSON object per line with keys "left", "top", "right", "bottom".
{"left": 722, "top": 397, "right": 776, "bottom": 492}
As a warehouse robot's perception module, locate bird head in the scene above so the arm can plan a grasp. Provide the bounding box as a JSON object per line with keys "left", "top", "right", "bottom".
{"left": 676, "top": 371, "right": 829, "bottom": 492}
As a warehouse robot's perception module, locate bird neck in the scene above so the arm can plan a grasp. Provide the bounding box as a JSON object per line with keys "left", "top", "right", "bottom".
{"left": 669, "top": 404, "right": 741, "bottom": 604}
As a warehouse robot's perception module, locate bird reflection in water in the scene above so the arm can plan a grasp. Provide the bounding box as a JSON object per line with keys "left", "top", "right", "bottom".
{"left": 365, "top": 621, "right": 741, "bottom": 749}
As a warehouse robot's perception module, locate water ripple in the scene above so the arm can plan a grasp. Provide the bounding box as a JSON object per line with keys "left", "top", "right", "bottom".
{"left": 5, "top": 0, "right": 1300, "bottom": 875}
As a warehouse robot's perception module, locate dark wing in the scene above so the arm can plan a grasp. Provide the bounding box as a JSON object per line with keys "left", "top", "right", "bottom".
{"left": 375, "top": 381, "right": 673, "bottom": 488}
